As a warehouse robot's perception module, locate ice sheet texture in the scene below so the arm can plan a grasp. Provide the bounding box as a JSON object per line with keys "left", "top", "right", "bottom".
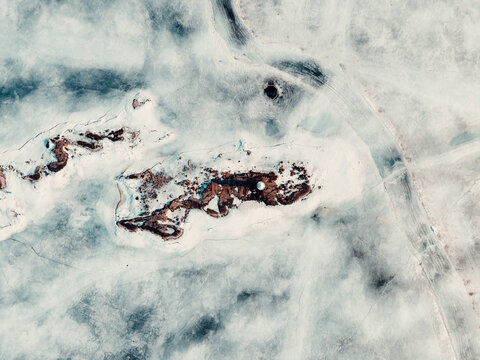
{"left": 1, "top": 0, "right": 479, "bottom": 359}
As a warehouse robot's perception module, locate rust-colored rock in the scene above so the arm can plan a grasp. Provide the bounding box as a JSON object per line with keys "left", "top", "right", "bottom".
{"left": 0, "top": 167, "right": 6, "bottom": 190}
{"left": 117, "top": 167, "right": 312, "bottom": 241}
{"left": 118, "top": 217, "right": 184, "bottom": 241}
{"left": 76, "top": 140, "right": 103, "bottom": 151}
{"left": 106, "top": 128, "right": 125, "bottom": 142}
{"left": 277, "top": 183, "right": 311, "bottom": 205}
{"left": 85, "top": 128, "right": 125, "bottom": 142}
{"left": 126, "top": 170, "right": 172, "bottom": 203}
{"left": 46, "top": 128, "right": 129, "bottom": 172}
{"left": 0, "top": 125, "right": 139, "bottom": 196}
{"left": 126, "top": 170, "right": 171, "bottom": 189}
{"left": 84, "top": 132, "right": 104, "bottom": 141}
{"left": 24, "top": 166, "right": 45, "bottom": 182}
{"left": 2, "top": 127, "right": 136, "bottom": 186}
{"left": 47, "top": 137, "right": 69, "bottom": 172}
{"left": 132, "top": 98, "right": 150, "bottom": 109}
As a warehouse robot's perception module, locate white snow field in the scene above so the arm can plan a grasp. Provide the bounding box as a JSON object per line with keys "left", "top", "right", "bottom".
{"left": 0, "top": 1, "right": 479, "bottom": 359}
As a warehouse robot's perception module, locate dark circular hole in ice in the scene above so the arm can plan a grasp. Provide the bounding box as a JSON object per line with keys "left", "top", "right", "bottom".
{"left": 264, "top": 84, "right": 278, "bottom": 100}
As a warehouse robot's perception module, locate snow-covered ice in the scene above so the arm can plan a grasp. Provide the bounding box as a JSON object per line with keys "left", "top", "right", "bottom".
{"left": 0, "top": 1, "right": 479, "bottom": 359}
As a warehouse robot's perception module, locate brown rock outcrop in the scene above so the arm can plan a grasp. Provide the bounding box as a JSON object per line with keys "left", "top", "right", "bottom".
{"left": 117, "top": 166, "right": 313, "bottom": 241}
{"left": 0, "top": 167, "right": 6, "bottom": 190}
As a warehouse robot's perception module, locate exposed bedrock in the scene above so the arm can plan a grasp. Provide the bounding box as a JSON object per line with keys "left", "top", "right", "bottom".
{"left": 117, "top": 165, "right": 312, "bottom": 240}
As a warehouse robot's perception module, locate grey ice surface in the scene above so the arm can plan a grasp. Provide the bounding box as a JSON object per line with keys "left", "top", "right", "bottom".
{"left": 1, "top": 1, "right": 480, "bottom": 359}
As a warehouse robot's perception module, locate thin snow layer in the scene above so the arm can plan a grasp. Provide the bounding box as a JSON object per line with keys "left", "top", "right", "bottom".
{"left": 0, "top": 1, "right": 479, "bottom": 359}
